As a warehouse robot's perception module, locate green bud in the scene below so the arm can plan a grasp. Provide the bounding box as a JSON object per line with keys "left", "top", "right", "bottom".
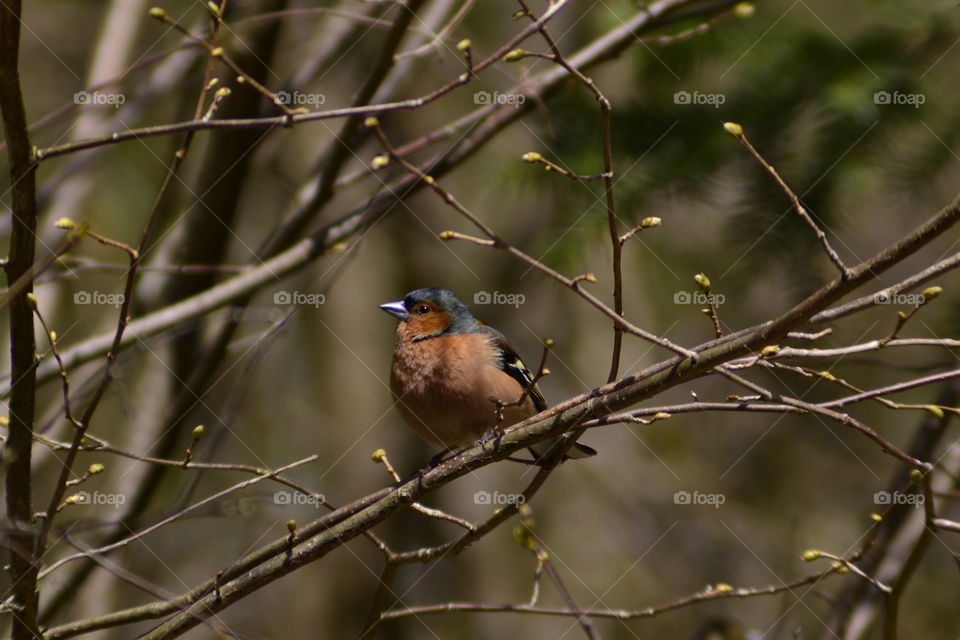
{"left": 512, "top": 525, "right": 536, "bottom": 550}
{"left": 723, "top": 121, "right": 744, "bottom": 137}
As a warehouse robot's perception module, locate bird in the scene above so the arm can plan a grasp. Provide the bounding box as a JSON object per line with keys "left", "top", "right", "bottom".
{"left": 380, "top": 287, "right": 596, "bottom": 464}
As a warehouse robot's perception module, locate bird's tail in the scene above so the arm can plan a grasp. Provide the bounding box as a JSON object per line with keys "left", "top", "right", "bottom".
{"left": 528, "top": 436, "right": 597, "bottom": 465}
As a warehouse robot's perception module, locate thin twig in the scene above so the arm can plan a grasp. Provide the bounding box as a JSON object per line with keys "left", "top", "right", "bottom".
{"left": 33, "top": 4, "right": 231, "bottom": 568}
{"left": 373, "top": 451, "right": 474, "bottom": 530}
{"left": 38, "top": 455, "right": 319, "bottom": 579}
{"left": 0, "top": 225, "right": 84, "bottom": 311}
{"left": 395, "top": 0, "right": 478, "bottom": 60}
{"left": 368, "top": 120, "right": 695, "bottom": 359}
{"left": 516, "top": 0, "right": 625, "bottom": 382}
{"left": 36, "top": 0, "right": 573, "bottom": 161}
{"left": 717, "top": 367, "right": 929, "bottom": 470}
{"left": 380, "top": 569, "right": 843, "bottom": 621}
{"left": 515, "top": 504, "right": 598, "bottom": 639}
{"left": 725, "top": 122, "right": 850, "bottom": 276}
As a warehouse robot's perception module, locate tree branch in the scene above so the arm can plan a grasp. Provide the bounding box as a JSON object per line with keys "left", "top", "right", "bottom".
{"left": 1, "top": 0, "right": 42, "bottom": 635}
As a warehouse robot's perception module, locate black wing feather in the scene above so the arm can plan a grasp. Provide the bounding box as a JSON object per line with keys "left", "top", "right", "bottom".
{"left": 478, "top": 325, "right": 547, "bottom": 411}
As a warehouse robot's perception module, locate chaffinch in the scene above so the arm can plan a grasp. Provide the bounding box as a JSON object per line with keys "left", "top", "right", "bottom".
{"left": 380, "top": 288, "right": 596, "bottom": 464}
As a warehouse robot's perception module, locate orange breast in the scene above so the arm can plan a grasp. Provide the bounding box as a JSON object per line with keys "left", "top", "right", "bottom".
{"left": 390, "top": 332, "right": 536, "bottom": 450}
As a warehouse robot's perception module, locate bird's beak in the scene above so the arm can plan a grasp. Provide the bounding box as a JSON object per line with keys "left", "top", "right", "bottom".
{"left": 379, "top": 300, "right": 409, "bottom": 321}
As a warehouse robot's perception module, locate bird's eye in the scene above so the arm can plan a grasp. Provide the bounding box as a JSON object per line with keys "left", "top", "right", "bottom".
{"left": 416, "top": 305, "right": 431, "bottom": 315}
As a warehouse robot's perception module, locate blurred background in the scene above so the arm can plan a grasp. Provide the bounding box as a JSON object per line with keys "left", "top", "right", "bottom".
{"left": 2, "top": 0, "right": 959, "bottom": 637}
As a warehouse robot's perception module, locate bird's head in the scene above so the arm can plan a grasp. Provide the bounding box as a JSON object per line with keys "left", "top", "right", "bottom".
{"left": 380, "top": 288, "right": 478, "bottom": 342}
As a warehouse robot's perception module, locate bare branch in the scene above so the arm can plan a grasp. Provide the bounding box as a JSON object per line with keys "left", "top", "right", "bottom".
{"left": 724, "top": 122, "right": 850, "bottom": 276}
